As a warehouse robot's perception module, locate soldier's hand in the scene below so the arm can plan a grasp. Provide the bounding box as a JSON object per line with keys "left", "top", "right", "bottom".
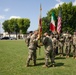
{"left": 37, "top": 35, "right": 40, "bottom": 40}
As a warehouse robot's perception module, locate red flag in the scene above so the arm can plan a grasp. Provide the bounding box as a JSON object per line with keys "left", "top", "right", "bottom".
{"left": 39, "top": 18, "right": 42, "bottom": 32}
{"left": 57, "top": 8, "right": 62, "bottom": 34}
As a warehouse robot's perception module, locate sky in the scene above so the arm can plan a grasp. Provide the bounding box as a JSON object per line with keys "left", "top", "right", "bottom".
{"left": 0, "top": 0, "right": 76, "bottom": 33}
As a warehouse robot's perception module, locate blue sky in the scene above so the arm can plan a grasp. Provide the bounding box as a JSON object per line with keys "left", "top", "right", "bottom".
{"left": 0, "top": 0, "right": 76, "bottom": 33}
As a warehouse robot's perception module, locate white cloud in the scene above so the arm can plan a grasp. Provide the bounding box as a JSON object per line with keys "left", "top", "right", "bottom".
{"left": 54, "top": 1, "right": 64, "bottom": 8}
{"left": 9, "top": 16, "right": 21, "bottom": 19}
{"left": 56, "top": 0, "right": 61, "bottom": 3}
{"left": 0, "top": 15, "right": 5, "bottom": 19}
{"left": 4, "top": 8, "right": 10, "bottom": 12}
{"left": 73, "top": 0, "right": 76, "bottom": 6}
{"left": 54, "top": 0, "right": 64, "bottom": 8}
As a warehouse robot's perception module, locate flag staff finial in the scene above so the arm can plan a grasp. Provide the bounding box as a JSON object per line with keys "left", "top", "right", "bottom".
{"left": 40, "top": 4, "right": 42, "bottom": 18}
{"left": 40, "top": 4, "right": 42, "bottom": 10}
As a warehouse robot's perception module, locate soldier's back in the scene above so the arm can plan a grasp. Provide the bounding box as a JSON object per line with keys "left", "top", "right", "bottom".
{"left": 43, "top": 36, "right": 53, "bottom": 51}
{"left": 73, "top": 35, "right": 76, "bottom": 45}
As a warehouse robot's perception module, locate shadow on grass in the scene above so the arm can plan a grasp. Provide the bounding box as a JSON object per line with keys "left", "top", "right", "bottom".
{"left": 55, "top": 57, "right": 66, "bottom": 60}
{"left": 26, "top": 62, "right": 45, "bottom": 67}
{"left": 36, "top": 62, "right": 45, "bottom": 66}
{"left": 26, "top": 62, "right": 64, "bottom": 67}
{"left": 37, "top": 58, "right": 44, "bottom": 60}
{"left": 63, "top": 53, "right": 73, "bottom": 57}
{"left": 55, "top": 62, "right": 64, "bottom": 67}
{"left": 69, "top": 53, "right": 73, "bottom": 57}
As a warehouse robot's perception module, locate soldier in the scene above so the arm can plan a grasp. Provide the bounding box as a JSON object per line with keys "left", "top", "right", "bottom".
{"left": 54, "top": 33, "right": 59, "bottom": 55}
{"left": 25, "top": 32, "right": 33, "bottom": 47}
{"left": 72, "top": 31, "right": 76, "bottom": 59}
{"left": 42, "top": 32, "right": 55, "bottom": 67}
{"left": 58, "top": 36, "right": 64, "bottom": 57}
{"left": 26, "top": 30, "right": 40, "bottom": 67}
{"left": 64, "top": 31, "right": 70, "bottom": 58}
{"left": 69, "top": 34, "right": 72, "bottom": 54}
{"left": 52, "top": 35, "right": 58, "bottom": 56}
{"left": 50, "top": 33, "right": 58, "bottom": 55}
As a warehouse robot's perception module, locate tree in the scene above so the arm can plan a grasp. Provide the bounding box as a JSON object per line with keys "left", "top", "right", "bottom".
{"left": 2, "top": 18, "right": 30, "bottom": 37}
{"left": 2, "top": 20, "right": 11, "bottom": 37}
{"left": 42, "top": 2, "right": 76, "bottom": 34}
{"left": 17, "top": 18, "right": 30, "bottom": 34}
{"left": 14, "top": 23, "right": 19, "bottom": 39}
{"left": 21, "top": 18, "right": 30, "bottom": 34}
{"left": 42, "top": 17, "right": 50, "bottom": 33}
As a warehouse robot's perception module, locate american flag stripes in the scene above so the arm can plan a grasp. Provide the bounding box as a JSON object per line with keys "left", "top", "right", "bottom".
{"left": 57, "top": 8, "right": 62, "bottom": 34}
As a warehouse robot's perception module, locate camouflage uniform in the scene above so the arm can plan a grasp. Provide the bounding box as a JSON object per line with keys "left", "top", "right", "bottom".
{"left": 58, "top": 36, "right": 64, "bottom": 56}
{"left": 42, "top": 33, "right": 55, "bottom": 67}
{"left": 26, "top": 32, "right": 39, "bottom": 66}
{"left": 52, "top": 36, "right": 58, "bottom": 56}
{"left": 25, "top": 33, "right": 32, "bottom": 47}
{"left": 72, "top": 32, "right": 76, "bottom": 58}
{"left": 69, "top": 34, "right": 72, "bottom": 54}
{"left": 64, "top": 34, "right": 70, "bottom": 57}
{"left": 54, "top": 34, "right": 59, "bottom": 55}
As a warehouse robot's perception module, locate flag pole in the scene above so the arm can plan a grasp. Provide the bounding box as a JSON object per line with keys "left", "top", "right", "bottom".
{"left": 38, "top": 4, "right": 42, "bottom": 55}
{"left": 39, "top": 4, "right": 42, "bottom": 38}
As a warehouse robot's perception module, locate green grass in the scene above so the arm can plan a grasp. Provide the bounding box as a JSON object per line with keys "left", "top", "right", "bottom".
{"left": 0, "top": 40, "right": 76, "bottom": 75}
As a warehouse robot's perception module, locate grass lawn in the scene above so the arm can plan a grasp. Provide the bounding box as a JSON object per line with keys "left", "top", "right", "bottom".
{"left": 0, "top": 40, "right": 76, "bottom": 75}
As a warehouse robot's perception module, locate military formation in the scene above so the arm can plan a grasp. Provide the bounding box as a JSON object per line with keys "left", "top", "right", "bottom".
{"left": 25, "top": 30, "right": 76, "bottom": 68}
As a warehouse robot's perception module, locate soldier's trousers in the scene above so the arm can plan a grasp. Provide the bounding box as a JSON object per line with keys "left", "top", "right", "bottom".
{"left": 65, "top": 45, "right": 70, "bottom": 56}
{"left": 59, "top": 46, "right": 63, "bottom": 55}
{"left": 26, "top": 49, "right": 36, "bottom": 65}
{"left": 45, "top": 50, "right": 55, "bottom": 66}
{"left": 69, "top": 44, "right": 72, "bottom": 54}
{"left": 56, "top": 47, "right": 58, "bottom": 55}
{"left": 73, "top": 45, "right": 76, "bottom": 57}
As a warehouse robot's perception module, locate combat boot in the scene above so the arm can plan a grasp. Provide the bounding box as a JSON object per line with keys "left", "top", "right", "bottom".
{"left": 52, "top": 64, "right": 55, "bottom": 67}
{"left": 25, "top": 64, "right": 29, "bottom": 67}
{"left": 60, "top": 54, "right": 63, "bottom": 57}
{"left": 75, "top": 57, "right": 76, "bottom": 59}
{"left": 26, "top": 62, "right": 29, "bottom": 67}
{"left": 33, "top": 60, "right": 36, "bottom": 66}
{"left": 42, "top": 65, "right": 48, "bottom": 68}
{"left": 51, "top": 63, "right": 55, "bottom": 67}
{"left": 34, "top": 63, "right": 36, "bottom": 66}
{"left": 73, "top": 56, "right": 76, "bottom": 59}
{"left": 66, "top": 55, "right": 69, "bottom": 58}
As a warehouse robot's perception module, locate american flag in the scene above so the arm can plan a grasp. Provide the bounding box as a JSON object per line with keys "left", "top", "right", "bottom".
{"left": 57, "top": 8, "right": 62, "bottom": 34}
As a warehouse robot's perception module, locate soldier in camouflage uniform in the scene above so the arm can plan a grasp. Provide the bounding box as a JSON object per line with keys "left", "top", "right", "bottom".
{"left": 54, "top": 33, "right": 59, "bottom": 55}
{"left": 72, "top": 31, "right": 76, "bottom": 59}
{"left": 69, "top": 34, "right": 72, "bottom": 54}
{"left": 52, "top": 35, "right": 58, "bottom": 56}
{"left": 25, "top": 32, "right": 33, "bottom": 47}
{"left": 26, "top": 30, "right": 40, "bottom": 67}
{"left": 58, "top": 36, "right": 64, "bottom": 57}
{"left": 64, "top": 31, "right": 70, "bottom": 58}
{"left": 42, "top": 32, "right": 55, "bottom": 67}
